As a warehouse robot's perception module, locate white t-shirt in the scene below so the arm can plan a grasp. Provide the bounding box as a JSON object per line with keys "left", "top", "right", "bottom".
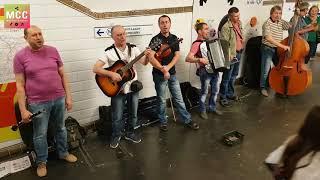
{"left": 98, "top": 44, "right": 141, "bottom": 94}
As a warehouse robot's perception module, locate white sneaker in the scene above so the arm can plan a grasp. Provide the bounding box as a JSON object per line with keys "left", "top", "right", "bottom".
{"left": 261, "top": 89, "right": 269, "bottom": 97}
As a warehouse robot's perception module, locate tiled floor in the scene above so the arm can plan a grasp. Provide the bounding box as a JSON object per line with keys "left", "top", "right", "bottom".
{"left": 4, "top": 58, "right": 320, "bottom": 180}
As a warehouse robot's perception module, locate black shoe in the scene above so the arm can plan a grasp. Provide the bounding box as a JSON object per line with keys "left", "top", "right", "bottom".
{"left": 219, "top": 99, "right": 231, "bottom": 107}
{"left": 160, "top": 124, "right": 168, "bottom": 132}
{"left": 185, "top": 121, "right": 199, "bottom": 130}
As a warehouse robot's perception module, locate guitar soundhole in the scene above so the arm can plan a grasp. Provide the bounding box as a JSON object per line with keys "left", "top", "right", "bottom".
{"left": 108, "top": 77, "right": 116, "bottom": 86}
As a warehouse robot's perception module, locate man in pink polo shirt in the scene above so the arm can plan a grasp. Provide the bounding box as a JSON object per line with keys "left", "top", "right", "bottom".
{"left": 13, "top": 25, "right": 77, "bottom": 177}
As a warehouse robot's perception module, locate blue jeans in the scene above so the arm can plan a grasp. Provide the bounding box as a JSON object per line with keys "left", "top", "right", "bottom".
{"left": 219, "top": 52, "right": 241, "bottom": 100}
{"left": 153, "top": 73, "right": 191, "bottom": 124}
{"left": 111, "top": 92, "right": 138, "bottom": 139}
{"left": 199, "top": 68, "right": 219, "bottom": 112}
{"left": 28, "top": 97, "right": 68, "bottom": 165}
{"left": 260, "top": 44, "right": 276, "bottom": 89}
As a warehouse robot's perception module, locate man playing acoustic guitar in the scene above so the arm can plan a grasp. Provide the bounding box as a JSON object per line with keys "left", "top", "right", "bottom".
{"left": 93, "top": 25, "right": 154, "bottom": 148}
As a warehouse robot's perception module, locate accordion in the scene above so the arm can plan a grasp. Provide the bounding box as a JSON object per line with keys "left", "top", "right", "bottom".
{"left": 205, "top": 38, "right": 230, "bottom": 72}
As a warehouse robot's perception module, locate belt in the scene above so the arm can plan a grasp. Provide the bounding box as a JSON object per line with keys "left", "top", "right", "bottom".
{"left": 262, "top": 44, "right": 276, "bottom": 49}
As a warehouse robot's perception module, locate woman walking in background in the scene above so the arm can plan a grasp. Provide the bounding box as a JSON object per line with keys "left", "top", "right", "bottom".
{"left": 305, "top": 5, "right": 320, "bottom": 64}
{"left": 265, "top": 105, "right": 320, "bottom": 180}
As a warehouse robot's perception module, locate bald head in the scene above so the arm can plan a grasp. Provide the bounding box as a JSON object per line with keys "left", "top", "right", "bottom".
{"left": 111, "top": 25, "right": 126, "bottom": 47}
{"left": 24, "top": 25, "right": 44, "bottom": 50}
{"left": 111, "top": 25, "right": 122, "bottom": 36}
{"left": 24, "top": 25, "right": 41, "bottom": 37}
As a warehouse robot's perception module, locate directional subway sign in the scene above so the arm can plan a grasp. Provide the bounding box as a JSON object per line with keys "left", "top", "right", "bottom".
{"left": 94, "top": 25, "right": 153, "bottom": 38}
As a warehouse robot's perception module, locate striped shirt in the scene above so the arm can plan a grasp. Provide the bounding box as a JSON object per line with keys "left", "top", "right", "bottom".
{"left": 262, "top": 18, "right": 291, "bottom": 47}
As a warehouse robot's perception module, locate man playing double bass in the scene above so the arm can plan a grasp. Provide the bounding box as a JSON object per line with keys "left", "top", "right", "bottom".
{"left": 260, "top": 5, "right": 291, "bottom": 97}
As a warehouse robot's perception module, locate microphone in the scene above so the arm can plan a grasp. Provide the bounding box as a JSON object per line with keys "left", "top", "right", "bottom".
{"left": 11, "top": 110, "right": 45, "bottom": 131}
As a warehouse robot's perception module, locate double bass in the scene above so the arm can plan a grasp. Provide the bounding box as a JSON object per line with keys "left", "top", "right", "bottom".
{"left": 269, "top": 1, "right": 312, "bottom": 96}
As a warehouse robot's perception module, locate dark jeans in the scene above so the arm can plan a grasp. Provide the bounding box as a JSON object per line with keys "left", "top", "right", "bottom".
{"left": 305, "top": 41, "right": 318, "bottom": 64}
{"left": 260, "top": 44, "right": 278, "bottom": 89}
{"left": 111, "top": 92, "right": 139, "bottom": 139}
{"left": 219, "top": 52, "right": 241, "bottom": 100}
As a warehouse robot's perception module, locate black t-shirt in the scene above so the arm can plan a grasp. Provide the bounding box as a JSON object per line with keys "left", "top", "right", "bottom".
{"left": 149, "top": 33, "right": 179, "bottom": 75}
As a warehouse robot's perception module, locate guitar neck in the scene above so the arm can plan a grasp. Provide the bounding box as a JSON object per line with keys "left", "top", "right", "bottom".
{"left": 122, "top": 50, "right": 145, "bottom": 72}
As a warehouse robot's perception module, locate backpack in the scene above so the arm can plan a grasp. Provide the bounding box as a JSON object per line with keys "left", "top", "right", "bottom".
{"left": 180, "top": 82, "right": 200, "bottom": 110}
{"left": 65, "top": 116, "right": 86, "bottom": 150}
{"left": 218, "top": 14, "right": 229, "bottom": 35}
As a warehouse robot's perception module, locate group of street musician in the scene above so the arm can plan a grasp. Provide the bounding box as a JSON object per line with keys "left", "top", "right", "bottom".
{"left": 92, "top": 1, "right": 319, "bottom": 148}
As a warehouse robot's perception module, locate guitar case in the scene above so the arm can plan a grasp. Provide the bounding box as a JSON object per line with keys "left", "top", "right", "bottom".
{"left": 243, "top": 36, "right": 262, "bottom": 89}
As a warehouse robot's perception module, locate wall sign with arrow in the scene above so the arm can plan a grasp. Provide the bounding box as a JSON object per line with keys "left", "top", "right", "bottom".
{"left": 94, "top": 25, "right": 153, "bottom": 39}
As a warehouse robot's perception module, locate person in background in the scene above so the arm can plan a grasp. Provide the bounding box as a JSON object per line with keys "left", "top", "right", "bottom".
{"left": 304, "top": 5, "right": 320, "bottom": 63}
{"left": 288, "top": 2, "right": 309, "bottom": 40}
{"left": 244, "top": 16, "right": 260, "bottom": 42}
{"left": 265, "top": 105, "right": 320, "bottom": 180}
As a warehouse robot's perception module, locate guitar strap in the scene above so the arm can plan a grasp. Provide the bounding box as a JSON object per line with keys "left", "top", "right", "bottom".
{"left": 112, "top": 43, "right": 132, "bottom": 61}
{"left": 192, "top": 40, "right": 205, "bottom": 70}
{"left": 112, "top": 44, "right": 121, "bottom": 61}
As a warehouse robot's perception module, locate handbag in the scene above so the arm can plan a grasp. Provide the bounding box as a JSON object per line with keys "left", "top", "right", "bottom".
{"left": 130, "top": 80, "right": 143, "bottom": 92}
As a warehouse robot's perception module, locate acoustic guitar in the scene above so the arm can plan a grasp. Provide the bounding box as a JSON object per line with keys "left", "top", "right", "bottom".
{"left": 96, "top": 38, "right": 184, "bottom": 97}
{"left": 95, "top": 41, "right": 161, "bottom": 97}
